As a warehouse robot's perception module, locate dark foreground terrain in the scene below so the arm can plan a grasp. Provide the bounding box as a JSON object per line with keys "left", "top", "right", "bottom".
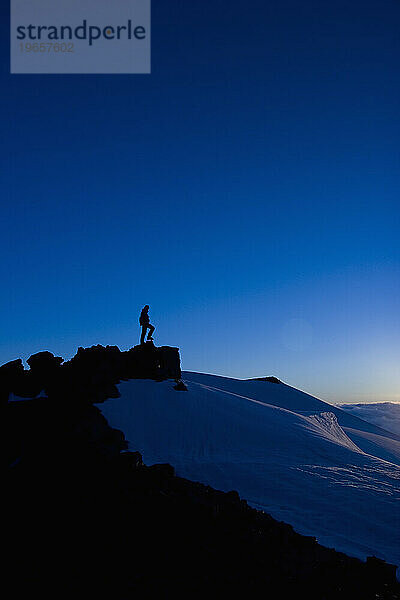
{"left": 4, "top": 345, "right": 400, "bottom": 599}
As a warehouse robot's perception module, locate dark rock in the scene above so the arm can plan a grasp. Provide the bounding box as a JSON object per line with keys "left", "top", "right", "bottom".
{"left": 124, "top": 343, "right": 181, "bottom": 381}
{"left": 158, "top": 346, "right": 182, "bottom": 380}
{"left": 27, "top": 351, "right": 63, "bottom": 372}
{"left": 366, "top": 556, "right": 398, "bottom": 582}
{"left": 248, "top": 376, "right": 283, "bottom": 384}
{"left": 148, "top": 463, "right": 175, "bottom": 478}
{"left": 23, "top": 351, "right": 64, "bottom": 398}
{"left": 119, "top": 451, "right": 143, "bottom": 469}
{"left": 174, "top": 380, "right": 188, "bottom": 391}
{"left": 125, "top": 342, "right": 161, "bottom": 379}
{"left": 12, "top": 371, "right": 43, "bottom": 398}
{"left": 0, "top": 358, "right": 24, "bottom": 378}
{"left": 0, "top": 359, "right": 24, "bottom": 404}
{"left": 225, "top": 490, "right": 241, "bottom": 503}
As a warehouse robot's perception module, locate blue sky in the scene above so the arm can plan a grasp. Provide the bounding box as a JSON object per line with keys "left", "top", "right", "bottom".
{"left": 1, "top": 0, "right": 399, "bottom": 402}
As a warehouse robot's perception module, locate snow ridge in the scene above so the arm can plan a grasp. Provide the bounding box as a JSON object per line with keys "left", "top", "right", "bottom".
{"left": 99, "top": 373, "right": 400, "bottom": 572}
{"left": 305, "top": 412, "right": 363, "bottom": 453}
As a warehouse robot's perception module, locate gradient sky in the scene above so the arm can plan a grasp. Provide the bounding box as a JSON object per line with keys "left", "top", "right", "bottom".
{"left": 1, "top": 0, "right": 399, "bottom": 403}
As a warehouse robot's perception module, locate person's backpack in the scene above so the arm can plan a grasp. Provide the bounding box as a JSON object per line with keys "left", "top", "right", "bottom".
{"left": 139, "top": 310, "right": 148, "bottom": 326}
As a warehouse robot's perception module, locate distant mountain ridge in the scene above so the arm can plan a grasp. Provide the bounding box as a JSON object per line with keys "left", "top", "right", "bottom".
{"left": 186, "top": 371, "right": 400, "bottom": 442}
{"left": 339, "top": 402, "right": 400, "bottom": 437}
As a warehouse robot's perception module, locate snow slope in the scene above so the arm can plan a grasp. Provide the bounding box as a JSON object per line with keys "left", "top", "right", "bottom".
{"left": 98, "top": 373, "right": 400, "bottom": 571}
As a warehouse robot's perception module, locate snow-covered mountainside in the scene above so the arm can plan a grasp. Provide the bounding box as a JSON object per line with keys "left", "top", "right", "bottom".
{"left": 339, "top": 402, "right": 400, "bottom": 437}
{"left": 99, "top": 372, "right": 400, "bottom": 572}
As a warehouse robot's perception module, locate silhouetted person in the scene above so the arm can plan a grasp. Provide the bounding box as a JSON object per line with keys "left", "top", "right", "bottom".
{"left": 139, "top": 305, "right": 155, "bottom": 344}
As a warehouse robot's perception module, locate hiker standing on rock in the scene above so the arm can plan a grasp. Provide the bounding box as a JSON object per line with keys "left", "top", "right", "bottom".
{"left": 139, "top": 305, "right": 155, "bottom": 345}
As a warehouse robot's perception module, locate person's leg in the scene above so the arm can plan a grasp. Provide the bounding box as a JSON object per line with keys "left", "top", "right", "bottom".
{"left": 140, "top": 325, "right": 147, "bottom": 344}
{"left": 147, "top": 324, "right": 155, "bottom": 340}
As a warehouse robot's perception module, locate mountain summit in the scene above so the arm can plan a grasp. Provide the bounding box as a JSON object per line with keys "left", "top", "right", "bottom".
{"left": 5, "top": 343, "right": 400, "bottom": 597}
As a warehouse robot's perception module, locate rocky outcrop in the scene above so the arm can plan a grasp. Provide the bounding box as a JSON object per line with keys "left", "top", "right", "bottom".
{"left": 247, "top": 376, "right": 282, "bottom": 383}
{"left": 173, "top": 380, "right": 188, "bottom": 391}
{"left": 2, "top": 342, "right": 182, "bottom": 405}
{"left": 248, "top": 376, "right": 283, "bottom": 384}
{"left": 125, "top": 342, "right": 181, "bottom": 381}
{"left": 0, "top": 358, "right": 24, "bottom": 405}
